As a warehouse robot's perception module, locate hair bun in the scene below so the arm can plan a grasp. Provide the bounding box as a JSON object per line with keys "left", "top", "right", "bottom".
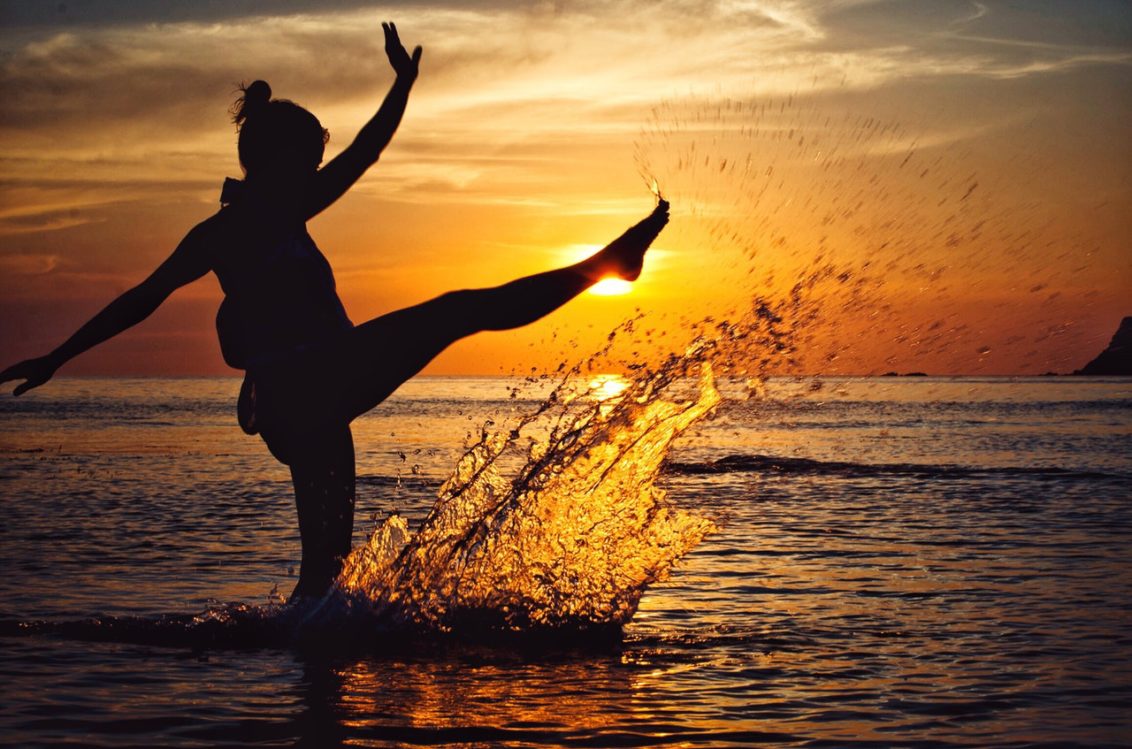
{"left": 233, "top": 80, "right": 272, "bottom": 126}
{"left": 245, "top": 80, "right": 271, "bottom": 104}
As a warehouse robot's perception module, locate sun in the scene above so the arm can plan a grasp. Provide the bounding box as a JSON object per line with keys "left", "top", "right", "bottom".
{"left": 590, "top": 277, "right": 633, "bottom": 296}
{"left": 558, "top": 244, "right": 637, "bottom": 296}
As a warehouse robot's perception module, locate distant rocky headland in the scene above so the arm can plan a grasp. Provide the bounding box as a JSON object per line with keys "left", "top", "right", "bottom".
{"left": 1074, "top": 316, "right": 1132, "bottom": 376}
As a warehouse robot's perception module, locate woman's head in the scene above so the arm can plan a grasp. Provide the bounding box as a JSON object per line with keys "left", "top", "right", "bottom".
{"left": 232, "top": 80, "right": 329, "bottom": 182}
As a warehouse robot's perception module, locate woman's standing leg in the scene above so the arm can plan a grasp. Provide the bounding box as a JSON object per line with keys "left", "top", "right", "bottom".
{"left": 287, "top": 424, "right": 356, "bottom": 600}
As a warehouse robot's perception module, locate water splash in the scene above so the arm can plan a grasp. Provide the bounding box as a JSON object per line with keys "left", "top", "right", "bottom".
{"left": 337, "top": 352, "right": 721, "bottom": 634}
{"left": 332, "top": 130, "right": 882, "bottom": 635}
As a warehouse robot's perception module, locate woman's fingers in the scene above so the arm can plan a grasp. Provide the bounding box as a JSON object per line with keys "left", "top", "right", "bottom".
{"left": 1, "top": 357, "right": 53, "bottom": 395}
{"left": 381, "top": 21, "right": 421, "bottom": 79}
{"left": 0, "top": 362, "right": 28, "bottom": 395}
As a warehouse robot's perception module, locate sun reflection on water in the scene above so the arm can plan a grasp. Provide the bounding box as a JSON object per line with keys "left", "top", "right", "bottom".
{"left": 587, "top": 373, "right": 630, "bottom": 400}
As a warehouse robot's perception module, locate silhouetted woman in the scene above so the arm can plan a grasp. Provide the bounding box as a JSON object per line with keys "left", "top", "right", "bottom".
{"left": 0, "top": 23, "right": 669, "bottom": 600}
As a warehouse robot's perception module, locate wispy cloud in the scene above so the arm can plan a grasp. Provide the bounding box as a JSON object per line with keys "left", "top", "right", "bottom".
{"left": 978, "top": 51, "right": 1132, "bottom": 79}
{"left": 950, "top": 1, "right": 989, "bottom": 28}
{"left": 1, "top": 2, "right": 1127, "bottom": 226}
{"left": 0, "top": 252, "right": 64, "bottom": 273}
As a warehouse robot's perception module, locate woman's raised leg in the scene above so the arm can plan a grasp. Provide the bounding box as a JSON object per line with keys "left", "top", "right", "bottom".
{"left": 334, "top": 201, "right": 669, "bottom": 421}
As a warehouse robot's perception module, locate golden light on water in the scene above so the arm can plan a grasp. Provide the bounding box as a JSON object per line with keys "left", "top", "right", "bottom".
{"left": 588, "top": 373, "right": 630, "bottom": 400}
{"left": 337, "top": 363, "right": 718, "bottom": 632}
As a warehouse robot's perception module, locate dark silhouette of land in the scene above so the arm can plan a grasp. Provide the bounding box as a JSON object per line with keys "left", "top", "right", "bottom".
{"left": 1074, "top": 316, "right": 1132, "bottom": 375}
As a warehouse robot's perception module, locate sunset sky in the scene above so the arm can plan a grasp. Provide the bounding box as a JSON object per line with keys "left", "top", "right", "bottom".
{"left": 1, "top": 0, "right": 1129, "bottom": 376}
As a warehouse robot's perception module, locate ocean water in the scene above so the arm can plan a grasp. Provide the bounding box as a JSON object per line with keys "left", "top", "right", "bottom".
{"left": 1, "top": 375, "right": 1130, "bottom": 747}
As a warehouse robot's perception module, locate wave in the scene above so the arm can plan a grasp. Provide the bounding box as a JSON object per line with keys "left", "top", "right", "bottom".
{"left": 0, "top": 605, "right": 289, "bottom": 650}
{"left": 0, "top": 608, "right": 784, "bottom": 654}
{"left": 0, "top": 600, "right": 624, "bottom": 652}
{"left": 664, "top": 453, "right": 1130, "bottom": 481}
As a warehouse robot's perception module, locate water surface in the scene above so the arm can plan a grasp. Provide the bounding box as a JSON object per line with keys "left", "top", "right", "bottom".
{"left": 2, "top": 376, "right": 1130, "bottom": 747}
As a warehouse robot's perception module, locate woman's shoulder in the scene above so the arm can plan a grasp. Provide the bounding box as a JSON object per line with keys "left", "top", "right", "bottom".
{"left": 168, "top": 208, "right": 243, "bottom": 275}
{"left": 184, "top": 183, "right": 314, "bottom": 269}
{"left": 192, "top": 201, "right": 259, "bottom": 244}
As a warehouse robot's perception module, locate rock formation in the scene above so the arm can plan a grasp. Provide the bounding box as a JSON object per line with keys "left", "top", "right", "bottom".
{"left": 1074, "top": 316, "right": 1132, "bottom": 375}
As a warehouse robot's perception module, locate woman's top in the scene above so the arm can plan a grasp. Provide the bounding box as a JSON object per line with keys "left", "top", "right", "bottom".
{"left": 211, "top": 178, "right": 354, "bottom": 372}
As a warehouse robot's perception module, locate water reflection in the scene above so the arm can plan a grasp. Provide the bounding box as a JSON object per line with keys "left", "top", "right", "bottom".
{"left": 3, "top": 378, "right": 1129, "bottom": 747}
{"left": 292, "top": 648, "right": 639, "bottom": 746}
{"left": 587, "top": 373, "right": 630, "bottom": 401}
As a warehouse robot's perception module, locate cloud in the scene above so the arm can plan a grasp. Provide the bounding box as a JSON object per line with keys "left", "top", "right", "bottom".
{"left": 0, "top": 252, "right": 64, "bottom": 274}
{"left": 4, "top": 2, "right": 1124, "bottom": 138}
{"left": 0, "top": 2, "right": 814, "bottom": 197}
{"left": 0, "top": 210, "right": 98, "bottom": 236}
{"left": 1, "top": 0, "right": 1126, "bottom": 233}
{"left": 977, "top": 51, "right": 1132, "bottom": 79}
{"left": 0, "top": 0, "right": 806, "bottom": 33}
{"left": 0, "top": 0, "right": 461, "bottom": 30}
{"left": 950, "top": 1, "right": 989, "bottom": 27}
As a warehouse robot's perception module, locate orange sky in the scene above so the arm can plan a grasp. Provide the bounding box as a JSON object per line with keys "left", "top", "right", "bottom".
{"left": 1, "top": 1, "right": 1129, "bottom": 376}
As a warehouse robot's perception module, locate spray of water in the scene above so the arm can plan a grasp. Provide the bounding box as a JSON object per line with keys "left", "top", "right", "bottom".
{"left": 657, "top": 93, "right": 1097, "bottom": 374}
{"left": 328, "top": 269, "right": 853, "bottom": 637}
{"left": 337, "top": 347, "right": 720, "bottom": 632}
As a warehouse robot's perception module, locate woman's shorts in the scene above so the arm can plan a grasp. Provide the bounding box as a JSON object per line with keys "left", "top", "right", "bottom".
{"left": 237, "top": 348, "right": 348, "bottom": 466}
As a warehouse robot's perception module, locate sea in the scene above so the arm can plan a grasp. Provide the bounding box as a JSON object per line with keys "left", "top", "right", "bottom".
{"left": 1, "top": 375, "right": 1129, "bottom": 748}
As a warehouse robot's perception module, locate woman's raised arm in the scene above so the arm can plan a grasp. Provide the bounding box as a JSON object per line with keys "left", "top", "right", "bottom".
{"left": 304, "top": 22, "right": 422, "bottom": 220}
{"left": 0, "top": 221, "right": 215, "bottom": 395}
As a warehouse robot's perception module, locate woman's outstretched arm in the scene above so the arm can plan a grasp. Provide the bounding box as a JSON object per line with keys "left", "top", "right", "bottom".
{"left": 0, "top": 222, "right": 214, "bottom": 395}
{"left": 304, "top": 22, "right": 422, "bottom": 220}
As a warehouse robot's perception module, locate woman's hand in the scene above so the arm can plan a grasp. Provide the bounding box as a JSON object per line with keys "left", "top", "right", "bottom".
{"left": 383, "top": 22, "right": 422, "bottom": 81}
{"left": 0, "top": 354, "right": 59, "bottom": 396}
{"left": 307, "top": 24, "right": 423, "bottom": 218}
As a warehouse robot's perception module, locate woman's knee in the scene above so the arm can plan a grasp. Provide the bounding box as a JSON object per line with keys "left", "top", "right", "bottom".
{"left": 265, "top": 421, "right": 353, "bottom": 468}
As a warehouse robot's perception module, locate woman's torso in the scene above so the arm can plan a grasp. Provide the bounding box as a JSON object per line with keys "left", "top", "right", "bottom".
{"left": 208, "top": 181, "right": 353, "bottom": 371}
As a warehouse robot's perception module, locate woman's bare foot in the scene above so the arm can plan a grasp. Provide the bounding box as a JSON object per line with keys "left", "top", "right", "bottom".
{"left": 600, "top": 200, "right": 670, "bottom": 281}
